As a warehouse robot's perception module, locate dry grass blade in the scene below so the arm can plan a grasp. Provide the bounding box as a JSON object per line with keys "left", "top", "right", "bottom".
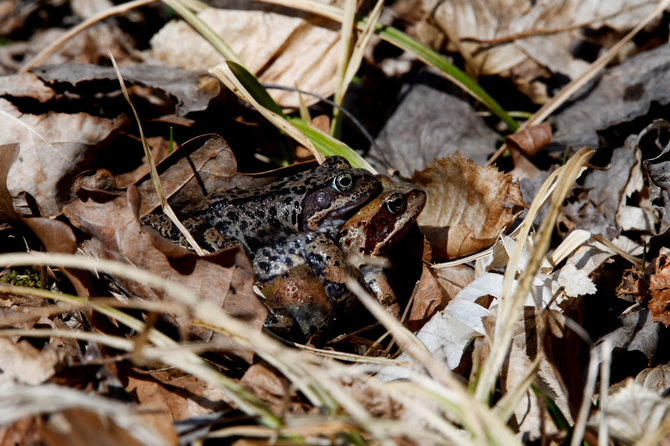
{"left": 474, "top": 148, "right": 594, "bottom": 402}
{"left": 570, "top": 347, "right": 600, "bottom": 446}
{"left": 19, "top": 0, "right": 159, "bottom": 72}
{"left": 598, "top": 339, "right": 612, "bottom": 446}
{"left": 345, "top": 279, "right": 523, "bottom": 445}
{"left": 109, "top": 53, "right": 205, "bottom": 255}
{"left": 487, "top": 0, "right": 670, "bottom": 164}
{"left": 0, "top": 384, "right": 169, "bottom": 445}
{"left": 343, "top": 0, "right": 384, "bottom": 89}
{"left": 493, "top": 353, "right": 542, "bottom": 422}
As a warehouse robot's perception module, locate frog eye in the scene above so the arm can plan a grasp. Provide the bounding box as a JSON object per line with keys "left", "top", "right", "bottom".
{"left": 332, "top": 172, "right": 354, "bottom": 192}
{"left": 385, "top": 193, "right": 407, "bottom": 214}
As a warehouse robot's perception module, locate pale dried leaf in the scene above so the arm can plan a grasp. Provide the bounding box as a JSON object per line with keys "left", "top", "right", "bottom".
{"left": 0, "top": 338, "right": 57, "bottom": 386}
{"left": 604, "top": 379, "right": 670, "bottom": 443}
{"left": 1, "top": 97, "right": 124, "bottom": 216}
{"left": 424, "top": 0, "right": 656, "bottom": 101}
{"left": 146, "top": 7, "right": 339, "bottom": 107}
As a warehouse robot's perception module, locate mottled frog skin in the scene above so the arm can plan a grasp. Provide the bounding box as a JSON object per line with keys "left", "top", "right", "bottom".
{"left": 142, "top": 156, "right": 381, "bottom": 255}
{"left": 258, "top": 232, "right": 360, "bottom": 340}
{"left": 258, "top": 176, "right": 426, "bottom": 338}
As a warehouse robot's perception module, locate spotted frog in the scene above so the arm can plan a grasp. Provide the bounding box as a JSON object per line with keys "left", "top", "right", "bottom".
{"left": 142, "top": 156, "right": 381, "bottom": 256}
{"left": 259, "top": 176, "right": 426, "bottom": 339}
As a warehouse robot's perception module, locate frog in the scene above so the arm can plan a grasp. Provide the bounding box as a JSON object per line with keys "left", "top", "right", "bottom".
{"left": 257, "top": 176, "right": 426, "bottom": 339}
{"left": 141, "top": 156, "right": 381, "bottom": 256}
{"left": 337, "top": 175, "right": 426, "bottom": 316}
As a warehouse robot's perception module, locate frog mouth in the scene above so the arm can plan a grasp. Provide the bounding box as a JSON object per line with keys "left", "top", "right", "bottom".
{"left": 323, "top": 187, "right": 381, "bottom": 227}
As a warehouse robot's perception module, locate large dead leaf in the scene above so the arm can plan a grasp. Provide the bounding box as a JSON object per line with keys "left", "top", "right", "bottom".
{"left": 373, "top": 80, "right": 499, "bottom": 176}
{"left": 146, "top": 6, "right": 340, "bottom": 108}
{"left": 411, "top": 155, "right": 525, "bottom": 259}
{"left": 135, "top": 134, "right": 272, "bottom": 217}
{"left": 481, "top": 308, "right": 574, "bottom": 440}
{"left": 552, "top": 43, "right": 670, "bottom": 150}
{"left": 1, "top": 92, "right": 125, "bottom": 216}
{"left": 32, "top": 64, "right": 222, "bottom": 117}
{"left": 601, "top": 379, "right": 670, "bottom": 443}
{"left": 122, "top": 367, "right": 233, "bottom": 422}
{"left": 423, "top": 0, "right": 657, "bottom": 102}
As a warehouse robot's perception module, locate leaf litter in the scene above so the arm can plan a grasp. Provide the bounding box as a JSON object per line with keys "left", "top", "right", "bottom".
{"left": 1, "top": 0, "right": 670, "bottom": 444}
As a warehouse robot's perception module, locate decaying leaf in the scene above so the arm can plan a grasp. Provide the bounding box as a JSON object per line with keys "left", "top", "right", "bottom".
{"left": 123, "top": 367, "right": 233, "bottom": 422}
{"left": 411, "top": 154, "right": 525, "bottom": 259}
{"left": 33, "top": 64, "right": 223, "bottom": 117}
{"left": 601, "top": 379, "right": 670, "bottom": 443}
{"left": 135, "top": 134, "right": 272, "bottom": 217}
{"left": 0, "top": 338, "right": 58, "bottom": 386}
{"left": 373, "top": 81, "right": 500, "bottom": 176}
{"left": 146, "top": 6, "right": 340, "bottom": 107}
{"left": 423, "top": 0, "right": 657, "bottom": 103}
{"left": 648, "top": 254, "right": 670, "bottom": 326}
{"left": 1, "top": 92, "right": 125, "bottom": 216}
{"left": 552, "top": 43, "right": 670, "bottom": 150}
{"left": 482, "top": 308, "right": 574, "bottom": 440}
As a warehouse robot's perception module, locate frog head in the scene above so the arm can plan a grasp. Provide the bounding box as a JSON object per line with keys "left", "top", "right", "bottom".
{"left": 339, "top": 175, "right": 426, "bottom": 256}
{"left": 299, "top": 158, "right": 381, "bottom": 235}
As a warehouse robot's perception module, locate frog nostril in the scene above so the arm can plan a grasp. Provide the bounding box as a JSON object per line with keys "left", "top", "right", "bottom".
{"left": 332, "top": 172, "right": 354, "bottom": 192}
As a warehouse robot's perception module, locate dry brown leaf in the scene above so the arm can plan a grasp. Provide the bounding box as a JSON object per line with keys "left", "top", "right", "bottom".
{"left": 123, "top": 367, "right": 232, "bottom": 422}
{"left": 240, "top": 364, "right": 294, "bottom": 414}
{"left": 0, "top": 72, "right": 54, "bottom": 102}
{"left": 135, "top": 134, "right": 270, "bottom": 217}
{"left": 1, "top": 94, "right": 125, "bottom": 216}
{"left": 0, "top": 143, "right": 20, "bottom": 221}
{"left": 411, "top": 154, "right": 525, "bottom": 259}
{"left": 62, "top": 186, "right": 265, "bottom": 361}
{"left": 506, "top": 123, "right": 552, "bottom": 158}
{"left": 146, "top": 7, "right": 340, "bottom": 107}
{"left": 648, "top": 254, "right": 670, "bottom": 326}
{"left": 38, "top": 408, "right": 164, "bottom": 446}
{"left": 407, "top": 239, "right": 450, "bottom": 329}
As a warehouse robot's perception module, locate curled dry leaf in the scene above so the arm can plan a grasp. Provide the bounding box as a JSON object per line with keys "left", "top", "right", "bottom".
{"left": 411, "top": 154, "right": 525, "bottom": 259}
{"left": 505, "top": 122, "right": 552, "bottom": 158}
{"left": 648, "top": 254, "right": 670, "bottom": 326}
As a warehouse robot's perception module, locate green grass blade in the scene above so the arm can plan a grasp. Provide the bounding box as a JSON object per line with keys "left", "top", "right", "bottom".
{"left": 226, "top": 61, "right": 285, "bottom": 116}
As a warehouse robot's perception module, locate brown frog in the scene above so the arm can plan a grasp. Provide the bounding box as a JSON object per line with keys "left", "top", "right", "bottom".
{"left": 338, "top": 175, "right": 426, "bottom": 316}
{"left": 259, "top": 176, "right": 426, "bottom": 339}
